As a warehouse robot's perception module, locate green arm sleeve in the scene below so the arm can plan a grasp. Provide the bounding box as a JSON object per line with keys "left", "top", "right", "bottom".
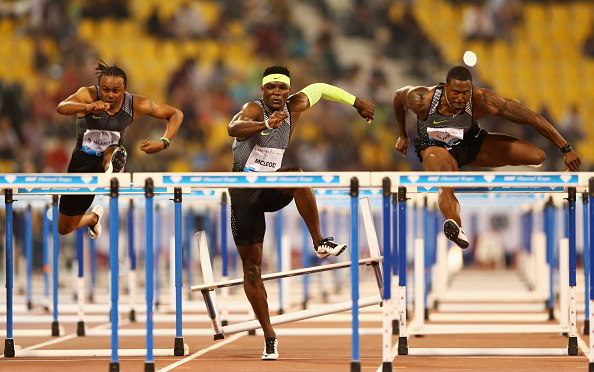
{"left": 299, "top": 83, "right": 356, "bottom": 107}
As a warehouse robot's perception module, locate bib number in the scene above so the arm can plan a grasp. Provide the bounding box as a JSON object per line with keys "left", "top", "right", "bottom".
{"left": 243, "top": 145, "right": 285, "bottom": 172}
{"left": 427, "top": 127, "right": 464, "bottom": 147}
{"left": 82, "top": 129, "right": 121, "bottom": 156}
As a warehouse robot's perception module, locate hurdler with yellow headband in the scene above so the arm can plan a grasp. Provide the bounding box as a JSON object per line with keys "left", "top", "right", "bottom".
{"left": 227, "top": 65, "right": 375, "bottom": 361}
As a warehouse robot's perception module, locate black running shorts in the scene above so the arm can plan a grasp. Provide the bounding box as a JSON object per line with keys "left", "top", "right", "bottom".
{"left": 59, "top": 149, "right": 105, "bottom": 216}
{"left": 414, "top": 123, "right": 487, "bottom": 168}
{"left": 229, "top": 187, "right": 294, "bottom": 246}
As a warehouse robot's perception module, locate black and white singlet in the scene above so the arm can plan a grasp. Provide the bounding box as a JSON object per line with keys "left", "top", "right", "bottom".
{"left": 416, "top": 83, "right": 474, "bottom": 150}
{"left": 74, "top": 86, "right": 134, "bottom": 156}
{"left": 231, "top": 100, "right": 291, "bottom": 172}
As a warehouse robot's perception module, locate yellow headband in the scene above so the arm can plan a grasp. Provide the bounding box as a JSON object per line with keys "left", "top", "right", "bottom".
{"left": 262, "top": 74, "right": 290, "bottom": 87}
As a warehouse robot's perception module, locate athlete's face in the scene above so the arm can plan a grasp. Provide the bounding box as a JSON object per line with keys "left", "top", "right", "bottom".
{"left": 444, "top": 79, "right": 472, "bottom": 111}
{"left": 99, "top": 75, "right": 126, "bottom": 107}
{"left": 261, "top": 81, "right": 290, "bottom": 111}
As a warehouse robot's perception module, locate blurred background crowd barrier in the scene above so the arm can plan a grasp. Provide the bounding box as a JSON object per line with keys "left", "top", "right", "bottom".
{"left": 0, "top": 0, "right": 592, "bottom": 174}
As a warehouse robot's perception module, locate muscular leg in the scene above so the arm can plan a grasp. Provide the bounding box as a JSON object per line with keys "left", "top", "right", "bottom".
{"left": 277, "top": 166, "right": 323, "bottom": 246}
{"left": 237, "top": 243, "right": 275, "bottom": 338}
{"left": 420, "top": 146, "right": 462, "bottom": 225}
{"left": 468, "top": 133, "right": 545, "bottom": 168}
{"left": 57, "top": 212, "right": 99, "bottom": 236}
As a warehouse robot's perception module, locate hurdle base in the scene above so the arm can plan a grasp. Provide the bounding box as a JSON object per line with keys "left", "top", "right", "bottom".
{"left": 4, "top": 338, "right": 15, "bottom": 357}
{"left": 221, "top": 320, "right": 228, "bottom": 327}
{"left": 77, "top": 321, "right": 85, "bottom": 336}
{"left": 52, "top": 320, "right": 60, "bottom": 336}
{"left": 424, "top": 308, "right": 429, "bottom": 321}
{"left": 392, "top": 319, "right": 399, "bottom": 335}
{"left": 109, "top": 362, "right": 120, "bottom": 372}
{"left": 382, "top": 361, "right": 392, "bottom": 372}
{"left": 174, "top": 337, "right": 185, "bottom": 356}
{"left": 130, "top": 309, "right": 136, "bottom": 322}
{"left": 584, "top": 319, "right": 590, "bottom": 334}
{"left": 589, "top": 362, "right": 594, "bottom": 372}
{"left": 350, "top": 361, "right": 361, "bottom": 372}
{"left": 27, "top": 300, "right": 33, "bottom": 310}
{"left": 214, "top": 333, "right": 224, "bottom": 340}
{"left": 568, "top": 336, "right": 578, "bottom": 356}
{"left": 144, "top": 361, "right": 155, "bottom": 372}
{"left": 398, "top": 336, "right": 408, "bottom": 355}
{"left": 548, "top": 307, "right": 554, "bottom": 321}
{"left": 248, "top": 330, "right": 256, "bottom": 336}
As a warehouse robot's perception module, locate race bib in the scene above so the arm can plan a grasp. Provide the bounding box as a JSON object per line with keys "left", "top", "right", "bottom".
{"left": 81, "top": 129, "right": 121, "bottom": 156}
{"left": 427, "top": 127, "right": 464, "bottom": 147}
{"left": 243, "top": 145, "right": 285, "bottom": 172}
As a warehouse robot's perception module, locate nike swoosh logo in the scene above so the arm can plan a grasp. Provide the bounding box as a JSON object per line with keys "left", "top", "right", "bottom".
{"left": 432, "top": 119, "right": 447, "bottom": 124}
{"left": 93, "top": 115, "right": 101, "bottom": 119}
{"left": 475, "top": 128, "right": 482, "bottom": 138}
{"left": 261, "top": 131, "right": 270, "bottom": 136}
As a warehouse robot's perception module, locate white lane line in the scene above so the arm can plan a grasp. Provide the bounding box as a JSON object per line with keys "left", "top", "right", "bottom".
{"left": 158, "top": 333, "right": 246, "bottom": 372}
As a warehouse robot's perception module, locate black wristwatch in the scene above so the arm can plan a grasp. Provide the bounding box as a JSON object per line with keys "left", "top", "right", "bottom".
{"left": 160, "top": 137, "right": 170, "bottom": 149}
{"left": 560, "top": 143, "right": 571, "bottom": 154}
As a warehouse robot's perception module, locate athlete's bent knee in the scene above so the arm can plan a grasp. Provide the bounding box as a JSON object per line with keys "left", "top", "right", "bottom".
{"left": 243, "top": 261, "right": 261, "bottom": 286}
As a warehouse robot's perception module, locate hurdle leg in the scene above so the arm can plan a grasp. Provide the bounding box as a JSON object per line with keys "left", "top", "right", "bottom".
{"left": 381, "top": 177, "right": 393, "bottom": 372}
{"left": 128, "top": 199, "right": 137, "bottom": 322}
{"left": 109, "top": 178, "right": 120, "bottom": 371}
{"left": 583, "top": 192, "right": 589, "bottom": 335}
{"left": 397, "top": 186, "right": 409, "bottom": 355}
{"left": 4, "top": 189, "right": 16, "bottom": 357}
{"left": 51, "top": 195, "right": 60, "bottom": 337}
{"left": 43, "top": 203, "right": 50, "bottom": 310}
{"left": 76, "top": 228, "right": 85, "bottom": 336}
{"left": 567, "top": 187, "right": 578, "bottom": 355}
{"left": 145, "top": 179, "right": 155, "bottom": 371}
{"left": 173, "top": 187, "right": 185, "bottom": 356}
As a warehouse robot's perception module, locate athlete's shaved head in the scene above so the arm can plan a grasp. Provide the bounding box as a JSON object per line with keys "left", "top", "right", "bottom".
{"left": 263, "top": 66, "right": 290, "bottom": 78}
{"left": 446, "top": 66, "right": 473, "bottom": 84}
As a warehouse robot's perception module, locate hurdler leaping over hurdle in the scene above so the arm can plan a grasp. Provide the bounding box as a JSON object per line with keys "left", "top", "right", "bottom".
{"left": 227, "top": 65, "right": 375, "bottom": 360}
{"left": 393, "top": 65, "right": 581, "bottom": 249}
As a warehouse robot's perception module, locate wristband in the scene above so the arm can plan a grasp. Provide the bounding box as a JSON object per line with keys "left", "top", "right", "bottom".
{"left": 264, "top": 119, "right": 272, "bottom": 129}
{"left": 560, "top": 143, "right": 571, "bottom": 154}
{"left": 160, "top": 137, "right": 170, "bottom": 149}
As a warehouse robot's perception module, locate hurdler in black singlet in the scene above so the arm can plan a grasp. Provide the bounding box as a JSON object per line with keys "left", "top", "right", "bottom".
{"left": 414, "top": 83, "right": 487, "bottom": 167}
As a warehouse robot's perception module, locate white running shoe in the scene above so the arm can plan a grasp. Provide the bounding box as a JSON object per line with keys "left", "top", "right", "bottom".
{"left": 262, "top": 337, "right": 278, "bottom": 360}
{"left": 88, "top": 205, "right": 104, "bottom": 240}
{"left": 315, "top": 237, "right": 347, "bottom": 259}
{"left": 106, "top": 147, "right": 127, "bottom": 174}
{"left": 443, "top": 219, "right": 469, "bottom": 249}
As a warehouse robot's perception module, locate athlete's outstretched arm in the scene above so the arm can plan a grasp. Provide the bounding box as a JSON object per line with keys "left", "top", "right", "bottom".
{"left": 56, "top": 86, "right": 105, "bottom": 116}
{"left": 289, "top": 83, "right": 375, "bottom": 122}
{"left": 228, "top": 102, "right": 288, "bottom": 141}
{"left": 474, "top": 87, "right": 581, "bottom": 171}
{"left": 393, "top": 85, "right": 431, "bottom": 156}
{"left": 134, "top": 95, "right": 184, "bottom": 154}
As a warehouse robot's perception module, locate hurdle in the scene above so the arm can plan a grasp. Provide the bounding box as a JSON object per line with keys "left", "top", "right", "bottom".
{"left": 1, "top": 173, "right": 193, "bottom": 372}
{"left": 371, "top": 171, "right": 588, "bottom": 357}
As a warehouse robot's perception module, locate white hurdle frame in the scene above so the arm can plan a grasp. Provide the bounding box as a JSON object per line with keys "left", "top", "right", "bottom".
{"left": 370, "top": 171, "right": 588, "bottom": 358}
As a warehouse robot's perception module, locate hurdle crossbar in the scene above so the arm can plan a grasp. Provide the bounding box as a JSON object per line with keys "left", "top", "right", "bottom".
{"left": 191, "top": 257, "right": 383, "bottom": 292}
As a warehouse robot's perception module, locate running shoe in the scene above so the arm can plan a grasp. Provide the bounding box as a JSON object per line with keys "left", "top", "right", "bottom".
{"left": 315, "top": 237, "right": 347, "bottom": 259}
{"left": 88, "top": 205, "right": 103, "bottom": 240}
{"left": 106, "top": 147, "right": 127, "bottom": 173}
{"left": 443, "top": 219, "right": 469, "bottom": 249}
{"left": 262, "top": 337, "right": 278, "bottom": 360}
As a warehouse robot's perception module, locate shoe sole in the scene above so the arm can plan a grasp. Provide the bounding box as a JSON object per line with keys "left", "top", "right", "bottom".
{"left": 329, "top": 245, "right": 347, "bottom": 257}
{"left": 443, "top": 220, "right": 469, "bottom": 249}
{"left": 107, "top": 148, "right": 126, "bottom": 173}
